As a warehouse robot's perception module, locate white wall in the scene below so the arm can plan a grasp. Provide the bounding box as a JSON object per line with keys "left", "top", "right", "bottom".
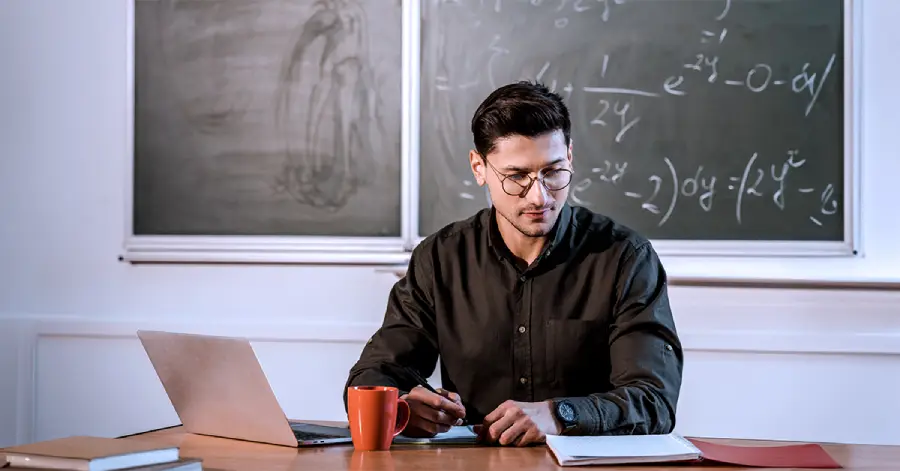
{"left": 2, "top": 0, "right": 899, "bottom": 449}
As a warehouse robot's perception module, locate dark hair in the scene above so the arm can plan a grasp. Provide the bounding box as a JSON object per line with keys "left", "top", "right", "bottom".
{"left": 470, "top": 80, "right": 571, "bottom": 158}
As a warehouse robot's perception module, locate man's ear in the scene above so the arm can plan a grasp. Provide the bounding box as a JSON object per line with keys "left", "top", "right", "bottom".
{"left": 469, "top": 150, "right": 487, "bottom": 186}
{"left": 567, "top": 139, "right": 574, "bottom": 163}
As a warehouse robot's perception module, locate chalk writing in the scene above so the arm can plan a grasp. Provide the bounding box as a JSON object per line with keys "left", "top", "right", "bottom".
{"left": 771, "top": 149, "right": 806, "bottom": 210}
{"left": 810, "top": 183, "right": 839, "bottom": 226}
{"left": 590, "top": 99, "right": 640, "bottom": 143}
{"left": 715, "top": 0, "right": 731, "bottom": 21}
{"left": 712, "top": 54, "right": 837, "bottom": 116}
{"left": 570, "top": 149, "right": 839, "bottom": 228}
{"left": 660, "top": 0, "right": 837, "bottom": 117}
{"left": 422, "top": 0, "right": 845, "bottom": 240}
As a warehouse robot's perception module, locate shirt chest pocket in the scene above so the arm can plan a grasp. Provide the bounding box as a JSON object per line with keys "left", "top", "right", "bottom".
{"left": 545, "top": 319, "right": 610, "bottom": 391}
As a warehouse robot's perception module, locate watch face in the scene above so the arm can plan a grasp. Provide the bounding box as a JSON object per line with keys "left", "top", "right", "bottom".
{"left": 558, "top": 402, "right": 575, "bottom": 422}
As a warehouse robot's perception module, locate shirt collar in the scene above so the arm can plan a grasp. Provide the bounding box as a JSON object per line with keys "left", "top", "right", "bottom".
{"left": 485, "top": 202, "right": 573, "bottom": 266}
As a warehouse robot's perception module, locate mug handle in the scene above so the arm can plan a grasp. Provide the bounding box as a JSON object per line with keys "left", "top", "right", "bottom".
{"left": 393, "top": 398, "right": 411, "bottom": 436}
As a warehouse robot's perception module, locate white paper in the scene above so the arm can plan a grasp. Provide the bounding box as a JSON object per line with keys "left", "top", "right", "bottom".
{"left": 547, "top": 433, "right": 697, "bottom": 458}
{"left": 545, "top": 433, "right": 702, "bottom": 466}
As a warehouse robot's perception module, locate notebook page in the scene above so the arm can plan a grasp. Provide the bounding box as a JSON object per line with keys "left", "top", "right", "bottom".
{"left": 546, "top": 433, "right": 700, "bottom": 459}
{"left": 394, "top": 426, "right": 478, "bottom": 444}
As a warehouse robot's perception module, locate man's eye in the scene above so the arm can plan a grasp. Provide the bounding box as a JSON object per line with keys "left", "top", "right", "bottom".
{"left": 508, "top": 174, "right": 528, "bottom": 181}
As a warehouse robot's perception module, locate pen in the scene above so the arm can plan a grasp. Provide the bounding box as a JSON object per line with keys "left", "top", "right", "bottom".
{"left": 383, "top": 363, "right": 439, "bottom": 395}
{"left": 387, "top": 364, "right": 470, "bottom": 426}
{"left": 404, "top": 365, "right": 440, "bottom": 395}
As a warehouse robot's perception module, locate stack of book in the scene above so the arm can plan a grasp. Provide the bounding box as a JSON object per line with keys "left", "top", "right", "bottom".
{"left": 1, "top": 435, "right": 202, "bottom": 470}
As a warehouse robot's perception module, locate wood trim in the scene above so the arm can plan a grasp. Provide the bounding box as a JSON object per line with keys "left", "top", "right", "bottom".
{"left": 11, "top": 316, "right": 898, "bottom": 356}
{"left": 377, "top": 268, "right": 900, "bottom": 291}
{"left": 668, "top": 277, "right": 900, "bottom": 291}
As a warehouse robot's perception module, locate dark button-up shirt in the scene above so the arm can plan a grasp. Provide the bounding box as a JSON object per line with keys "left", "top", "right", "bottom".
{"left": 344, "top": 203, "right": 683, "bottom": 435}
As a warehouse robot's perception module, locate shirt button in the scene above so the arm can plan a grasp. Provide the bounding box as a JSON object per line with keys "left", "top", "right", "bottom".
{"left": 518, "top": 325, "right": 527, "bottom": 334}
{"left": 519, "top": 376, "right": 528, "bottom": 385}
{"left": 665, "top": 344, "right": 673, "bottom": 351}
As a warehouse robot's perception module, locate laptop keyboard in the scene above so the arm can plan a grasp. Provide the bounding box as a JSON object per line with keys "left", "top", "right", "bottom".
{"left": 289, "top": 422, "right": 351, "bottom": 441}
{"left": 293, "top": 430, "right": 348, "bottom": 441}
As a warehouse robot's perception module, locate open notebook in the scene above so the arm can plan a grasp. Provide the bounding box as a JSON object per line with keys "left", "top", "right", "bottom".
{"left": 545, "top": 433, "right": 842, "bottom": 468}
{"left": 393, "top": 426, "right": 478, "bottom": 445}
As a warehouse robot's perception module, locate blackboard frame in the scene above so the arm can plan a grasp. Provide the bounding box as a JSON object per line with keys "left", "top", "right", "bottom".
{"left": 121, "top": 0, "right": 861, "bottom": 265}
{"left": 121, "top": 0, "right": 416, "bottom": 265}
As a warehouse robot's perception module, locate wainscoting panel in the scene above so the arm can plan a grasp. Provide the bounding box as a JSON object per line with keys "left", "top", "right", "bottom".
{"left": 3, "top": 298, "right": 900, "bottom": 447}
{"left": 28, "top": 324, "right": 374, "bottom": 442}
{"left": 34, "top": 335, "right": 178, "bottom": 441}
{"left": 677, "top": 350, "right": 900, "bottom": 445}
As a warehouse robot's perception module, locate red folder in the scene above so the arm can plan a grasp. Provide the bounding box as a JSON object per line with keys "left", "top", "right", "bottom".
{"left": 687, "top": 438, "right": 843, "bottom": 468}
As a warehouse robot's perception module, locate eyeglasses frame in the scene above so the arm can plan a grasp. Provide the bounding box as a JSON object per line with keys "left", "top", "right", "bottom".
{"left": 481, "top": 156, "right": 574, "bottom": 198}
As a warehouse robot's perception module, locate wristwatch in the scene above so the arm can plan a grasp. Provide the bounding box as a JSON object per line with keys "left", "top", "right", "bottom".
{"left": 553, "top": 399, "right": 578, "bottom": 435}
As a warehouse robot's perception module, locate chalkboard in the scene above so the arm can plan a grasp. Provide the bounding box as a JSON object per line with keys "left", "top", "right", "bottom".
{"left": 133, "top": 0, "right": 403, "bottom": 237}
{"left": 419, "top": 0, "right": 847, "bottom": 241}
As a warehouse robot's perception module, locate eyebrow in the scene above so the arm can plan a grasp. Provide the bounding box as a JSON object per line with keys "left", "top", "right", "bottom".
{"left": 503, "top": 157, "right": 566, "bottom": 173}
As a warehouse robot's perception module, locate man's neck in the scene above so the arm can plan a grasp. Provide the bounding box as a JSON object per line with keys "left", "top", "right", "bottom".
{"left": 496, "top": 216, "right": 549, "bottom": 267}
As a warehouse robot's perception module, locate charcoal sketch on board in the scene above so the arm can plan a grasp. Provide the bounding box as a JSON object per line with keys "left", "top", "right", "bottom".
{"left": 133, "top": 0, "right": 402, "bottom": 237}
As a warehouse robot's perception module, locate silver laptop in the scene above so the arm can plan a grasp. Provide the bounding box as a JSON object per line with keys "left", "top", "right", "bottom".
{"left": 137, "top": 330, "right": 353, "bottom": 447}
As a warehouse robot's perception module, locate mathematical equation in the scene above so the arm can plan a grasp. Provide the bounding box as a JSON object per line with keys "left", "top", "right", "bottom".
{"left": 456, "top": 149, "right": 840, "bottom": 228}
{"left": 489, "top": 0, "right": 629, "bottom": 25}
{"left": 437, "top": 0, "right": 844, "bottom": 231}
{"left": 437, "top": 0, "right": 837, "bottom": 121}
{"left": 661, "top": 0, "right": 836, "bottom": 117}
{"left": 564, "top": 149, "right": 840, "bottom": 228}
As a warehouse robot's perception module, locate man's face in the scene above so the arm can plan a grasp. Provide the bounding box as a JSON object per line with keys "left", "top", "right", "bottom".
{"left": 469, "top": 130, "right": 572, "bottom": 238}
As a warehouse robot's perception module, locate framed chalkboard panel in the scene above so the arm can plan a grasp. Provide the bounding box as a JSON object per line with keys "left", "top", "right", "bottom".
{"left": 123, "top": 0, "right": 860, "bottom": 264}
{"left": 124, "top": 0, "right": 408, "bottom": 263}
{"left": 418, "top": 0, "right": 860, "bottom": 256}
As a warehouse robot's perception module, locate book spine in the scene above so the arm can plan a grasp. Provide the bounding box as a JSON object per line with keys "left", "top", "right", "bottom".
{"left": 671, "top": 433, "right": 703, "bottom": 454}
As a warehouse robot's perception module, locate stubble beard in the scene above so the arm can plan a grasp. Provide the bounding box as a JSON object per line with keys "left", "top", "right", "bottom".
{"left": 498, "top": 206, "right": 557, "bottom": 238}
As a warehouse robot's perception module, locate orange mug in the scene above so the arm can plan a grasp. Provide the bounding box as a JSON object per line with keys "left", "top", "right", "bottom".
{"left": 347, "top": 386, "right": 410, "bottom": 451}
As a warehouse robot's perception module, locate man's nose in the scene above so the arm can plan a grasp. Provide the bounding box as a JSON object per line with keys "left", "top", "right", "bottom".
{"left": 525, "top": 178, "right": 549, "bottom": 206}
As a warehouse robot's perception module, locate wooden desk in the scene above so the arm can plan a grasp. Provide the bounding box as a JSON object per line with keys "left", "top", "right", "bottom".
{"left": 123, "top": 424, "right": 899, "bottom": 470}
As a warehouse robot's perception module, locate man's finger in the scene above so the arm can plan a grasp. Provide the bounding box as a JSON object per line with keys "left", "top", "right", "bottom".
{"left": 442, "top": 397, "right": 467, "bottom": 418}
{"left": 435, "top": 388, "right": 465, "bottom": 424}
{"left": 436, "top": 388, "right": 461, "bottom": 403}
{"left": 499, "top": 418, "right": 530, "bottom": 446}
{"left": 408, "top": 387, "right": 466, "bottom": 418}
{"left": 486, "top": 410, "right": 519, "bottom": 443}
{"left": 429, "top": 395, "right": 467, "bottom": 418}
{"left": 483, "top": 400, "right": 512, "bottom": 424}
{"left": 515, "top": 427, "right": 544, "bottom": 447}
{"left": 409, "top": 402, "right": 459, "bottom": 426}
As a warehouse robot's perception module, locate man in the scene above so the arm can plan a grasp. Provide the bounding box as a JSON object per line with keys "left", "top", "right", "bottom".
{"left": 343, "top": 81, "right": 683, "bottom": 447}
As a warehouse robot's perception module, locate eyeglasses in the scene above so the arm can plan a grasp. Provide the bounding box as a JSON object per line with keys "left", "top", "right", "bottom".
{"left": 484, "top": 158, "right": 574, "bottom": 197}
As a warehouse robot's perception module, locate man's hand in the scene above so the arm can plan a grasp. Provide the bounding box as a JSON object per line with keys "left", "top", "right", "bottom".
{"left": 478, "top": 400, "right": 562, "bottom": 446}
{"left": 399, "top": 386, "right": 466, "bottom": 437}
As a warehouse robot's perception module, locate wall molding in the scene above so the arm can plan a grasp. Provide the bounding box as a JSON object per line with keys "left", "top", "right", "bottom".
{"left": 31, "top": 318, "right": 377, "bottom": 344}
{"left": 0, "top": 314, "right": 897, "bottom": 356}
{"left": 3, "top": 312, "right": 900, "bottom": 445}
{"left": 680, "top": 331, "right": 900, "bottom": 356}
{"left": 375, "top": 268, "right": 900, "bottom": 290}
